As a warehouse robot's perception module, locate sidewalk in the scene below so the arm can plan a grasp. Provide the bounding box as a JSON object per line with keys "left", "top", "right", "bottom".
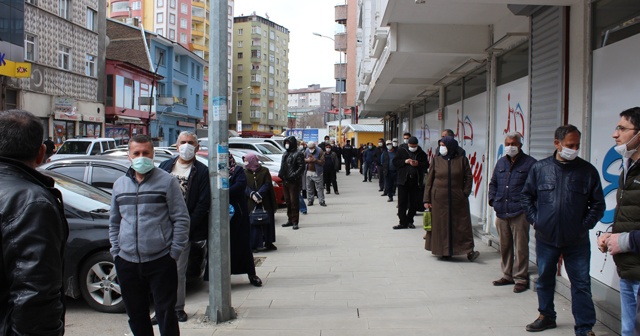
{"left": 65, "top": 169, "right": 617, "bottom": 336}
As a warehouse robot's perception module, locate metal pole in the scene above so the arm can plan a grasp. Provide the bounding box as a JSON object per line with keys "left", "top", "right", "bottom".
{"left": 338, "top": 51, "right": 342, "bottom": 145}
{"left": 205, "top": 0, "right": 235, "bottom": 323}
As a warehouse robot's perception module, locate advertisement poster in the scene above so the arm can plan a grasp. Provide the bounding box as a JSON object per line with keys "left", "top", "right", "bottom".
{"left": 588, "top": 33, "right": 640, "bottom": 289}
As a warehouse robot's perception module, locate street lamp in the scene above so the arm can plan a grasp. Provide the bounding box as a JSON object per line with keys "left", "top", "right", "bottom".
{"left": 232, "top": 86, "right": 251, "bottom": 135}
{"left": 313, "top": 32, "right": 343, "bottom": 145}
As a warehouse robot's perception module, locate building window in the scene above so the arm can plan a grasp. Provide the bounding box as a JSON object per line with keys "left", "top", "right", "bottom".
{"left": 196, "top": 66, "right": 201, "bottom": 80}
{"left": 58, "top": 45, "right": 72, "bottom": 70}
{"left": 196, "top": 94, "right": 200, "bottom": 109}
{"left": 180, "top": 18, "right": 187, "bottom": 29}
{"left": 169, "top": 14, "right": 175, "bottom": 25}
{"left": 87, "top": 8, "right": 97, "bottom": 31}
{"left": 180, "top": 33, "right": 187, "bottom": 44}
{"left": 25, "top": 34, "right": 37, "bottom": 61}
{"left": 237, "top": 76, "right": 243, "bottom": 83}
{"left": 85, "top": 54, "right": 96, "bottom": 77}
{"left": 237, "top": 40, "right": 243, "bottom": 47}
{"left": 181, "top": 3, "right": 187, "bottom": 14}
{"left": 238, "top": 28, "right": 243, "bottom": 35}
{"left": 157, "top": 13, "right": 164, "bottom": 23}
{"left": 156, "top": 28, "right": 163, "bottom": 35}
{"left": 237, "top": 64, "right": 243, "bottom": 71}
{"left": 157, "top": 0, "right": 164, "bottom": 6}
{"left": 169, "top": 0, "right": 176, "bottom": 8}
{"left": 59, "top": 0, "right": 69, "bottom": 19}
{"left": 238, "top": 52, "right": 243, "bottom": 59}
{"left": 26, "top": 0, "right": 37, "bottom": 5}
{"left": 169, "top": 29, "right": 175, "bottom": 40}
{"left": 155, "top": 48, "right": 166, "bottom": 66}
{"left": 132, "top": 1, "right": 141, "bottom": 10}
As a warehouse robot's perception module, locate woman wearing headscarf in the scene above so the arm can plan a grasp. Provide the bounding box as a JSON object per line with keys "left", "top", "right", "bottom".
{"left": 228, "top": 155, "right": 262, "bottom": 286}
{"left": 423, "top": 136, "right": 480, "bottom": 261}
{"left": 244, "top": 152, "right": 278, "bottom": 252}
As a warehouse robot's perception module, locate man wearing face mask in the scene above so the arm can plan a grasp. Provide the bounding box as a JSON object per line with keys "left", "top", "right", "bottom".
{"left": 374, "top": 138, "right": 386, "bottom": 192}
{"left": 158, "top": 131, "right": 210, "bottom": 323}
{"left": 304, "top": 141, "right": 326, "bottom": 207}
{"left": 399, "top": 132, "right": 412, "bottom": 150}
{"left": 488, "top": 132, "right": 536, "bottom": 293}
{"left": 596, "top": 106, "right": 640, "bottom": 336}
{"left": 380, "top": 140, "right": 398, "bottom": 202}
{"left": 342, "top": 139, "right": 354, "bottom": 175}
{"left": 110, "top": 134, "right": 190, "bottom": 336}
{"left": 362, "top": 142, "right": 376, "bottom": 182}
{"left": 393, "top": 136, "right": 429, "bottom": 229}
{"left": 520, "top": 125, "right": 605, "bottom": 335}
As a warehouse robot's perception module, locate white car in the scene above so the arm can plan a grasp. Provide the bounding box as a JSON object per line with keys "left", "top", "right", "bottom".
{"left": 49, "top": 137, "right": 117, "bottom": 161}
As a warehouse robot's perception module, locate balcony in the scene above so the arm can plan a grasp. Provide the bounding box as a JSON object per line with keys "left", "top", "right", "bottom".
{"left": 334, "top": 33, "right": 347, "bottom": 52}
{"left": 250, "top": 93, "right": 261, "bottom": 99}
{"left": 192, "top": 30, "right": 204, "bottom": 38}
{"left": 334, "top": 63, "right": 347, "bottom": 80}
{"left": 174, "top": 96, "right": 187, "bottom": 105}
{"left": 335, "top": 4, "right": 347, "bottom": 24}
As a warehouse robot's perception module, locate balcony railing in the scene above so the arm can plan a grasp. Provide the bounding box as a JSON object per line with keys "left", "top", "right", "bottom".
{"left": 335, "top": 4, "right": 347, "bottom": 24}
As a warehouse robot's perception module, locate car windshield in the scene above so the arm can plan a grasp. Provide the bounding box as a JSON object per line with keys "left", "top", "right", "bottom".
{"left": 254, "top": 143, "right": 282, "bottom": 155}
{"left": 57, "top": 141, "right": 91, "bottom": 154}
{"left": 40, "top": 170, "right": 111, "bottom": 213}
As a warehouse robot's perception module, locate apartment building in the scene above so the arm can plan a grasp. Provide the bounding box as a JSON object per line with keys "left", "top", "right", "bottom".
{"left": 288, "top": 84, "right": 333, "bottom": 129}
{"left": 232, "top": 14, "right": 289, "bottom": 135}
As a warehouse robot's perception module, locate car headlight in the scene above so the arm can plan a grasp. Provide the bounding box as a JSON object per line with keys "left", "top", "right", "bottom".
{"left": 272, "top": 181, "right": 278, "bottom": 187}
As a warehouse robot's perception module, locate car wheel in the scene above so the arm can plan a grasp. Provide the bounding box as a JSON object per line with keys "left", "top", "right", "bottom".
{"left": 79, "top": 251, "right": 125, "bottom": 313}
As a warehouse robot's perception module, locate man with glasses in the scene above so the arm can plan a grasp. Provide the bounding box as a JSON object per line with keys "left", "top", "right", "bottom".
{"left": 596, "top": 107, "right": 640, "bottom": 335}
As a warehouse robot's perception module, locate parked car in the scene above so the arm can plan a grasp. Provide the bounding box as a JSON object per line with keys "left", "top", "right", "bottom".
{"left": 49, "top": 137, "right": 117, "bottom": 161}
{"left": 228, "top": 140, "right": 283, "bottom": 163}
{"left": 229, "top": 136, "right": 286, "bottom": 151}
{"left": 101, "top": 148, "right": 176, "bottom": 159}
{"left": 195, "top": 151, "right": 286, "bottom": 206}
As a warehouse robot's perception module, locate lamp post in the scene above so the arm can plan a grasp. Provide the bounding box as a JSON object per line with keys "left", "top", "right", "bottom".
{"left": 312, "top": 32, "right": 343, "bottom": 145}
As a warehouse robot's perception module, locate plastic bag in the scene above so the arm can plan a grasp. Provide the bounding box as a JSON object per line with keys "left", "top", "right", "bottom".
{"left": 423, "top": 210, "right": 432, "bottom": 231}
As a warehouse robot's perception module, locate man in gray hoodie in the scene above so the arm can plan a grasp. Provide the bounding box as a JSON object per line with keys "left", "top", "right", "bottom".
{"left": 109, "top": 134, "right": 190, "bottom": 336}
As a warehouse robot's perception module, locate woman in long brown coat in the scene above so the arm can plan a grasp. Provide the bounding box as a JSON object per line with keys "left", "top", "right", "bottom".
{"left": 244, "top": 152, "right": 278, "bottom": 251}
{"left": 423, "top": 136, "right": 480, "bottom": 261}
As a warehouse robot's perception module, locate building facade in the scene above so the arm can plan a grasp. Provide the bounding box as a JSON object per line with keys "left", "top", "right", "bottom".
{"left": 232, "top": 14, "right": 289, "bottom": 135}
{"left": 287, "top": 84, "right": 333, "bottom": 129}
{"left": 357, "top": 0, "right": 640, "bottom": 331}
{"left": 4, "top": 0, "right": 107, "bottom": 148}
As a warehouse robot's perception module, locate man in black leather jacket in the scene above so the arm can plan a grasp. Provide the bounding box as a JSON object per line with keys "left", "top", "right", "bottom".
{"left": 0, "top": 110, "right": 69, "bottom": 336}
{"left": 279, "top": 136, "right": 305, "bottom": 230}
{"left": 520, "top": 125, "right": 605, "bottom": 335}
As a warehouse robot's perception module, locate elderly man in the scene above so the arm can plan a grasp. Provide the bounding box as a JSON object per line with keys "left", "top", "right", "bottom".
{"left": 392, "top": 136, "right": 429, "bottom": 229}
{"left": 0, "top": 110, "right": 68, "bottom": 336}
{"left": 157, "top": 131, "right": 210, "bottom": 323}
{"left": 521, "top": 125, "right": 605, "bottom": 335}
{"left": 110, "top": 134, "right": 190, "bottom": 335}
{"left": 597, "top": 106, "right": 640, "bottom": 335}
{"left": 305, "top": 141, "right": 326, "bottom": 207}
{"left": 488, "top": 132, "right": 537, "bottom": 293}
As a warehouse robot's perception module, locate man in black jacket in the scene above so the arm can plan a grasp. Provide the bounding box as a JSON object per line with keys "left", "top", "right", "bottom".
{"left": 0, "top": 110, "right": 69, "bottom": 336}
{"left": 521, "top": 125, "right": 605, "bottom": 335}
{"left": 342, "top": 139, "right": 354, "bottom": 175}
{"left": 158, "top": 131, "right": 210, "bottom": 323}
{"left": 279, "top": 136, "right": 305, "bottom": 230}
{"left": 374, "top": 138, "right": 386, "bottom": 192}
{"left": 392, "top": 136, "right": 429, "bottom": 229}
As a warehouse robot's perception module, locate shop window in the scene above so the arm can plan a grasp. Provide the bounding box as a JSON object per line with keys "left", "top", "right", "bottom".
{"left": 496, "top": 41, "right": 529, "bottom": 86}
{"left": 592, "top": 0, "right": 640, "bottom": 50}
{"left": 445, "top": 80, "right": 462, "bottom": 106}
{"left": 463, "top": 66, "right": 487, "bottom": 98}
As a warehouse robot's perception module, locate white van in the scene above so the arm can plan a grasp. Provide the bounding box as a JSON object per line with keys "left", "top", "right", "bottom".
{"left": 49, "top": 137, "right": 117, "bottom": 161}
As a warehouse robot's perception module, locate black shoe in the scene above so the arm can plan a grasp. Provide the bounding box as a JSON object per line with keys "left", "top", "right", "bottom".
{"left": 265, "top": 243, "right": 277, "bottom": 251}
{"left": 319, "top": 202, "right": 327, "bottom": 207}
{"left": 326, "top": 190, "right": 331, "bottom": 194}
{"left": 381, "top": 193, "right": 387, "bottom": 196}
{"left": 407, "top": 223, "right": 416, "bottom": 229}
{"left": 293, "top": 224, "right": 299, "bottom": 230}
{"left": 362, "top": 180, "right": 367, "bottom": 182}
{"left": 150, "top": 315, "right": 158, "bottom": 325}
{"left": 369, "top": 179, "right": 372, "bottom": 182}
{"left": 467, "top": 251, "right": 480, "bottom": 262}
{"left": 388, "top": 197, "right": 393, "bottom": 202}
{"left": 282, "top": 222, "right": 293, "bottom": 227}
{"left": 525, "top": 314, "right": 557, "bottom": 332}
{"left": 393, "top": 224, "right": 408, "bottom": 230}
{"left": 248, "top": 275, "right": 262, "bottom": 287}
{"left": 335, "top": 191, "right": 339, "bottom": 195}
{"left": 378, "top": 189, "right": 383, "bottom": 192}
{"left": 308, "top": 201, "right": 314, "bottom": 206}
{"left": 252, "top": 247, "right": 266, "bottom": 253}
{"left": 176, "top": 310, "right": 188, "bottom": 322}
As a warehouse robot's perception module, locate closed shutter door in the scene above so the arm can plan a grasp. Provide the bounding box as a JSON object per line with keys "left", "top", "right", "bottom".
{"left": 528, "top": 6, "right": 566, "bottom": 160}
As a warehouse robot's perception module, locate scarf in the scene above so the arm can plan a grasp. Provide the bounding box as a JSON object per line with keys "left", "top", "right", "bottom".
{"left": 228, "top": 154, "right": 237, "bottom": 175}
{"left": 244, "top": 152, "right": 261, "bottom": 172}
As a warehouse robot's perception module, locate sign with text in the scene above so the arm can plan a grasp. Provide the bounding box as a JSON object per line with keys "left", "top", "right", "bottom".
{"left": 0, "top": 53, "right": 31, "bottom": 78}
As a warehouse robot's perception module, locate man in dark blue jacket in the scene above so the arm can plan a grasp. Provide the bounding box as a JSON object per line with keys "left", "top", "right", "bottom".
{"left": 521, "top": 125, "right": 605, "bottom": 335}
{"left": 362, "top": 143, "right": 376, "bottom": 182}
{"left": 488, "top": 132, "right": 536, "bottom": 293}
{"left": 158, "top": 131, "right": 210, "bottom": 323}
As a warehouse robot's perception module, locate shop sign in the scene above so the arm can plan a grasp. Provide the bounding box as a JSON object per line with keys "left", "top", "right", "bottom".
{"left": 54, "top": 111, "right": 79, "bottom": 121}
{"left": 54, "top": 97, "right": 75, "bottom": 114}
{"left": 177, "top": 120, "right": 195, "bottom": 127}
{"left": 83, "top": 115, "right": 104, "bottom": 123}
{"left": 0, "top": 53, "right": 31, "bottom": 78}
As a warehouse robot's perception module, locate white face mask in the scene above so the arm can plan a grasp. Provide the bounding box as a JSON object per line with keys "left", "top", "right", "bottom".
{"left": 326, "top": 148, "right": 331, "bottom": 153}
{"left": 403, "top": 139, "right": 409, "bottom": 144}
{"left": 439, "top": 146, "right": 448, "bottom": 156}
{"left": 408, "top": 146, "right": 418, "bottom": 153}
{"left": 504, "top": 145, "right": 519, "bottom": 158}
{"left": 378, "top": 142, "right": 383, "bottom": 147}
{"left": 298, "top": 145, "right": 303, "bottom": 150}
{"left": 559, "top": 146, "right": 579, "bottom": 161}
{"left": 615, "top": 132, "right": 640, "bottom": 159}
{"left": 178, "top": 143, "right": 196, "bottom": 161}
{"left": 309, "top": 148, "right": 315, "bottom": 153}
{"left": 392, "top": 142, "right": 398, "bottom": 147}
{"left": 285, "top": 143, "right": 290, "bottom": 150}
{"left": 387, "top": 144, "right": 393, "bottom": 150}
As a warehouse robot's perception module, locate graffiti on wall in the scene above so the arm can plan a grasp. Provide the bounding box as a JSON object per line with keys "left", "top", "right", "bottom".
{"left": 468, "top": 151, "right": 485, "bottom": 198}
{"left": 600, "top": 147, "right": 623, "bottom": 224}
{"left": 504, "top": 93, "right": 526, "bottom": 138}
{"left": 454, "top": 109, "right": 474, "bottom": 146}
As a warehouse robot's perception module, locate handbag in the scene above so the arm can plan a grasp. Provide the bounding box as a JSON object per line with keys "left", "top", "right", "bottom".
{"left": 250, "top": 205, "right": 271, "bottom": 226}
{"left": 423, "top": 209, "right": 432, "bottom": 231}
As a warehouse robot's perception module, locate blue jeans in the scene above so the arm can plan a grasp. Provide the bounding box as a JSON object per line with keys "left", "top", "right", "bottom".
{"left": 620, "top": 278, "right": 640, "bottom": 336}
{"left": 363, "top": 162, "right": 373, "bottom": 181}
{"left": 535, "top": 240, "right": 595, "bottom": 335}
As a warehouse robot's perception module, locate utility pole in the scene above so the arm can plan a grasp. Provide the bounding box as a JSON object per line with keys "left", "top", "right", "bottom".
{"left": 205, "top": 0, "right": 235, "bottom": 323}
{"left": 312, "top": 32, "right": 342, "bottom": 144}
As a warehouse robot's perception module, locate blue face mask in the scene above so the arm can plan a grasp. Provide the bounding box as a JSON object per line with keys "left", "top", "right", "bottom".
{"left": 131, "top": 157, "right": 154, "bottom": 174}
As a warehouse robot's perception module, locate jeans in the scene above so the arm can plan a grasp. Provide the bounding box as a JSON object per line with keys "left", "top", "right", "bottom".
{"left": 620, "top": 278, "right": 640, "bottom": 336}
{"left": 115, "top": 254, "right": 179, "bottom": 336}
{"left": 535, "top": 240, "right": 595, "bottom": 335}
{"left": 363, "top": 162, "right": 373, "bottom": 181}
{"left": 175, "top": 242, "right": 191, "bottom": 311}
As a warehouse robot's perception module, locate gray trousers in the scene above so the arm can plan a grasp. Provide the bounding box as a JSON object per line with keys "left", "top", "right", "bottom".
{"left": 175, "top": 241, "right": 191, "bottom": 311}
{"left": 495, "top": 213, "right": 529, "bottom": 284}
{"left": 306, "top": 172, "right": 325, "bottom": 203}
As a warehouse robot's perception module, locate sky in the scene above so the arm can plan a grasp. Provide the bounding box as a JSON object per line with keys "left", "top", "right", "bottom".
{"left": 233, "top": 0, "right": 341, "bottom": 90}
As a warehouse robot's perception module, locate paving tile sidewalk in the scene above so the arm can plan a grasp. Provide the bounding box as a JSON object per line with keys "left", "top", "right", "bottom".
{"left": 65, "top": 170, "right": 617, "bottom": 336}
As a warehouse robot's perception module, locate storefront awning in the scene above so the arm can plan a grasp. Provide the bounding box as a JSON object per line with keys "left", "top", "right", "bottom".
{"left": 115, "top": 115, "right": 144, "bottom": 125}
